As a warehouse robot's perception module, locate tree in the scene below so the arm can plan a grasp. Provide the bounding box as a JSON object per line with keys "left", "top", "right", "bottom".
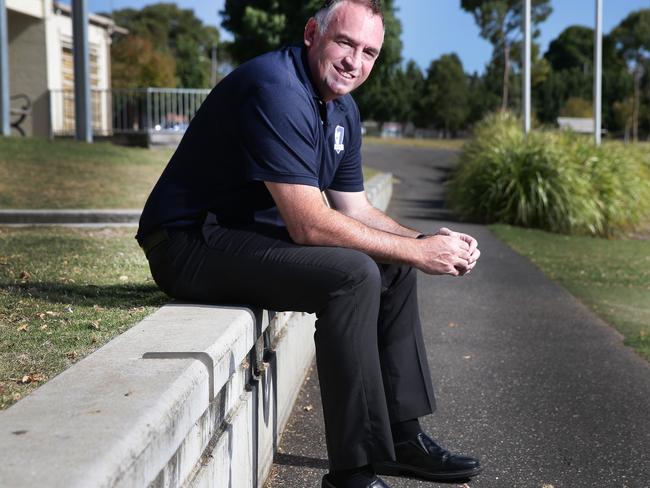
{"left": 546, "top": 25, "right": 593, "bottom": 72}
{"left": 396, "top": 61, "right": 425, "bottom": 125}
{"left": 460, "top": 0, "right": 552, "bottom": 112}
{"left": 109, "top": 3, "right": 220, "bottom": 88}
{"left": 611, "top": 9, "right": 650, "bottom": 141}
{"left": 420, "top": 54, "right": 469, "bottom": 137}
{"left": 111, "top": 35, "right": 177, "bottom": 88}
{"left": 534, "top": 24, "right": 631, "bottom": 132}
{"left": 221, "top": 0, "right": 321, "bottom": 63}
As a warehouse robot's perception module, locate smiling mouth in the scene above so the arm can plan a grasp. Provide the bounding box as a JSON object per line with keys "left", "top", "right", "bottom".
{"left": 335, "top": 67, "right": 356, "bottom": 80}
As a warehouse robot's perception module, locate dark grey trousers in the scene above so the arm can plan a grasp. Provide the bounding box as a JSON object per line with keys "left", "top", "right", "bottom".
{"left": 145, "top": 222, "right": 436, "bottom": 469}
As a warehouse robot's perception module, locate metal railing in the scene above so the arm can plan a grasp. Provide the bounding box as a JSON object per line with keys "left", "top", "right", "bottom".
{"left": 50, "top": 87, "right": 211, "bottom": 137}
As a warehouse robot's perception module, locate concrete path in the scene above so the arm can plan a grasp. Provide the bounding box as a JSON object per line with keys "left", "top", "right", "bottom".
{"left": 265, "top": 143, "right": 650, "bottom": 488}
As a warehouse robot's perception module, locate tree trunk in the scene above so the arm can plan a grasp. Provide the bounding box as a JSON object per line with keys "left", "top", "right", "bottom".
{"left": 501, "top": 42, "right": 510, "bottom": 112}
{"left": 632, "top": 64, "right": 642, "bottom": 142}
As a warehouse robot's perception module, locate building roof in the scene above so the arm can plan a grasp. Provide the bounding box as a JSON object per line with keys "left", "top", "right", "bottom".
{"left": 53, "top": 2, "right": 128, "bottom": 35}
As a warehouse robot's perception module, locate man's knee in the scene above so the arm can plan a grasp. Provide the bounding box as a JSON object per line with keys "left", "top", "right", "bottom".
{"left": 334, "top": 249, "right": 382, "bottom": 294}
{"left": 380, "top": 263, "right": 417, "bottom": 293}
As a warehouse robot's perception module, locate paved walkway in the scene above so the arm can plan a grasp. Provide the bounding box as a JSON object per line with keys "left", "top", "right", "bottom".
{"left": 265, "top": 143, "right": 650, "bottom": 488}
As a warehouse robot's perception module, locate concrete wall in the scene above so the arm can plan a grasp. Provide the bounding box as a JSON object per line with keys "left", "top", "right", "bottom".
{"left": 8, "top": 10, "right": 49, "bottom": 137}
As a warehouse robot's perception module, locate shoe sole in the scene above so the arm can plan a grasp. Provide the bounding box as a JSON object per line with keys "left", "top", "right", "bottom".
{"left": 374, "top": 462, "right": 482, "bottom": 482}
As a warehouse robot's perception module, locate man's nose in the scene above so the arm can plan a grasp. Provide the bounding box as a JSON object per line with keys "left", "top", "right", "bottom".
{"left": 342, "top": 50, "right": 362, "bottom": 71}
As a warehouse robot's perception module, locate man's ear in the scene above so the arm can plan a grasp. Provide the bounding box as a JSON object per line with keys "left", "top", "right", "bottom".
{"left": 304, "top": 18, "right": 317, "bottom": 47}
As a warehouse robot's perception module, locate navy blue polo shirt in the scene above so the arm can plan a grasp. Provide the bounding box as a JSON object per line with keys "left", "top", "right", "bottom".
{"left": 137, "top": 45, "right": 364, "bottom": 241}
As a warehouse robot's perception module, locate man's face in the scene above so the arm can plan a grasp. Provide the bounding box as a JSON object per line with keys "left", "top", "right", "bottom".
{"left": 304, "top": 1, "right": 384, "bottom": 102}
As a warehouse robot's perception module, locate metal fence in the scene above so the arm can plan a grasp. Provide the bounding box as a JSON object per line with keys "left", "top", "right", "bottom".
{"left": 50, "top": 87, "right": 211, "bottom": 138}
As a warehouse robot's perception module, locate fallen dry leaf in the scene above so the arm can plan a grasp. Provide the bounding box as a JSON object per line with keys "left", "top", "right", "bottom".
{"left": 19, "top": 271, "right": 31, "bottom": 281}
{"left": 67, "top": 351, "right": 77, "bottom": 360}
{"left": 89, "top": 321, "right": 101, "bottom": 330}
{"left": 40, "top": 324, "right": 47, "bottom": 330}
{"left": 17, "top": 324, "right": 28, "bottom": 332}
{"left": 18, "top": 373, "right": 46, "bottom": 384}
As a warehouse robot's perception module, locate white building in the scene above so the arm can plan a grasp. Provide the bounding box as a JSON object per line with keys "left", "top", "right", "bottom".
{"left": 6, "top": 0, "right": 125, "bottom": 137}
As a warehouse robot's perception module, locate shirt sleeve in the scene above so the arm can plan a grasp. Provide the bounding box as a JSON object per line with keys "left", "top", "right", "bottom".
{"left": 328, "top": 100, "right": 364, "bottom": 192}
{"left": 239, "top": 83, "right": 321, "bottom": 187}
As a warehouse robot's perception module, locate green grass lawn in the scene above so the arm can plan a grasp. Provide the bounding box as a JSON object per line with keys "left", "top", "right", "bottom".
{"left": 0, "top": 227, "right": 166, "bottom": 410}
{"left": 0, "top": 137, "right": 387, "bottom": 210}
{"left": 0, "top": 137, "right": 172, "bottom": 209}
{"left": 490, "top": 224, "right": 650, "bottom": 360}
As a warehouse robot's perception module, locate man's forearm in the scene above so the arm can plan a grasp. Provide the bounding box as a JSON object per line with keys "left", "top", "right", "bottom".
{"left": 267, "top": 182, "right": 474, "bottom": 276}
{"left": 300, "top": 205, "right": 422, "bottom": 265}
{"left": 341, "top": 204, "right": 421, "bottom": 238}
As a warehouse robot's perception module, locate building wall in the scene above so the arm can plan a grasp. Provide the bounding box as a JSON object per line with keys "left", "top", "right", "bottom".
{"left": 5, "top": 0, "right": 114, "bottom": 138}
{"left": 8, "top": 10, "right": 49, "bottom": 138}
{"left": 46, "top": 6, "right": 113, "bottom": 135}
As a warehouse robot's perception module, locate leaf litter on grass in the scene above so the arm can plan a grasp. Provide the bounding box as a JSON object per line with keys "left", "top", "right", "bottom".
{"left": 0, "top": 226, "right": 167, "bottom": 410}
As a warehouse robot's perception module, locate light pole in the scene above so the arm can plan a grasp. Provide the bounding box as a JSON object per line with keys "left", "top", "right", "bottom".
{"left": 522, "top": 0, "right": 531, "bottom": 134}
{"left": 0, "top": 0, "right": 10, "bottom": 136}
{"left": 594, "top": 0, "right": 603, "bottom": 145}
{"left": 72, "top": 0, "right": 92, "bottom": 142}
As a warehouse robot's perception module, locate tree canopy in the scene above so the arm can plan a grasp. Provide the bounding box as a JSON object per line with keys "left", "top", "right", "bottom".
{"left": 105, "top": 2, "right": 650, "bottom": 140}
{"left": 109, "top": 3, "right": 220, "bottom": 88}
{"left": 419, "top": 54, "right": 469, "bottom": 136}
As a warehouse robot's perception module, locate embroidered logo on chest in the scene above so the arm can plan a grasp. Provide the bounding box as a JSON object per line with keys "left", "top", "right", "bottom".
{"left": 334, "top": 125, "right": 345, "bottom": 154}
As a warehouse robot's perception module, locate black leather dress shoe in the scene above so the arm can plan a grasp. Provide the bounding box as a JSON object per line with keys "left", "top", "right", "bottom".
{"left": 374, "top": 433, "right": 482, "bottom": 481}
{"left": 322, "top": 474, "right": 391, "bottom": 488}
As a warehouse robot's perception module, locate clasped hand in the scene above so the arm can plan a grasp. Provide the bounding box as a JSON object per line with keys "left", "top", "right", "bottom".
{"left": 417, "top": 227, "right": 481, "bottom": 276}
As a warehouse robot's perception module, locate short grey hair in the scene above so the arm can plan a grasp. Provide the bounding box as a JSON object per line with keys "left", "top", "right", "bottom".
{"left": 314, "top": 0, "right": 385, "bottom": 32}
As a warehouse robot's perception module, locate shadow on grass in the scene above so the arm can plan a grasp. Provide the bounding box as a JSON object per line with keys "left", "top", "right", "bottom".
{"left": 1, "top": 281, "right": 167, "bottom": 309}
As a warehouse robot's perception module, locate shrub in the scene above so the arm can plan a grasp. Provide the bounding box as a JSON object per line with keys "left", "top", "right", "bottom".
{"left": 448, "top": 113, "right": 650, "bottom": 236}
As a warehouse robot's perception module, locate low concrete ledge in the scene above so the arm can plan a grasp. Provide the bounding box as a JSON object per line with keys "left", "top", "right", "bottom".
{"left": 0, "top": 172, "right": 393, "bottom": 487}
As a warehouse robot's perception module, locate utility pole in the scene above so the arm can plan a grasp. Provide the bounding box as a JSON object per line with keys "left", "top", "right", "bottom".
{"left": 0, "top": 0, "right": 10, "bottom": 136}
{"left": 522, "top": 0, "right": 532, "bottom": 134}
{"left": 594, "top": 0, "right": 603, "bottom": 145}
{"left": 72, "top": 0, "right": 92, "bottom": 142}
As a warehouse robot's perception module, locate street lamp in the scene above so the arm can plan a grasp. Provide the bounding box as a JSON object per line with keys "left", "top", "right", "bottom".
{"left": 594, "top": 0, "right": 603, "bottom": 145}
{"left": 522, "top": 0, "right": 531, "bottom": 134}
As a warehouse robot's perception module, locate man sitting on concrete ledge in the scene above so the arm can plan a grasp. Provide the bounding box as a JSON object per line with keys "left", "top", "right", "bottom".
{"left": 136, "top": 1, "right": 482, "bottom": 486}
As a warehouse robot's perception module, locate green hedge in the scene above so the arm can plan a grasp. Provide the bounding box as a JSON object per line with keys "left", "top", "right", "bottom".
{"left": 448, "top": 113, "right": 650, "bottom": 236}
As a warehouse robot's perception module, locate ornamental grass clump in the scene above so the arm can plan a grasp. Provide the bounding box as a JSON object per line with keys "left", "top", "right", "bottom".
{"left": 448, "top": 113, "right": 650, "bottom": 236}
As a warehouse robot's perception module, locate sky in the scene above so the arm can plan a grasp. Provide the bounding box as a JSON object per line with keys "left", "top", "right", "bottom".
{"left": 77, "top": 0, "right": 650, "bottom": 74}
